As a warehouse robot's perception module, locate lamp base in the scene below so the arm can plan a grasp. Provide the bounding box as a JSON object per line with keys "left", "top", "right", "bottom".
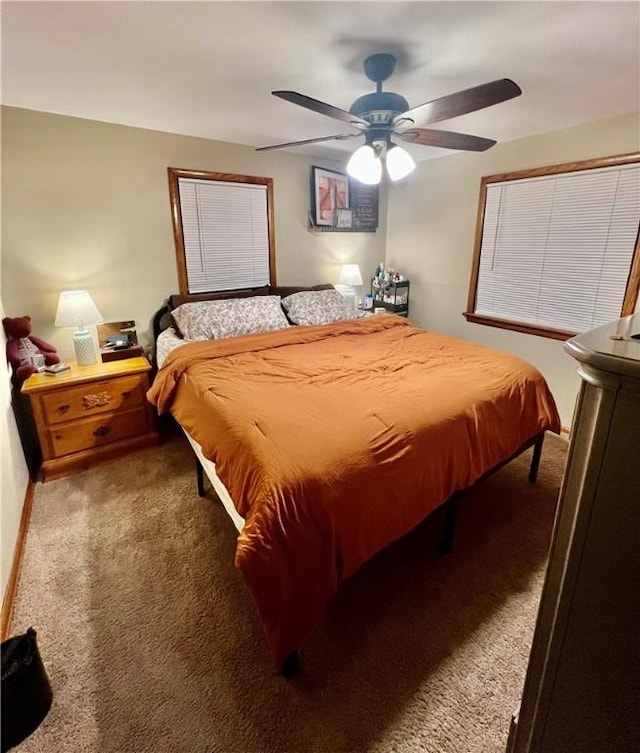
{"left": 335, "top": 285, "right": 358, "bottom": 313}
{"left": 73, "top": 328, "right": 97, "bottom": 366}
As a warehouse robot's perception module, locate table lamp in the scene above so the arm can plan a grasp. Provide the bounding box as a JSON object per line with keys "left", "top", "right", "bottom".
{"left": 336, "top": 264, "right": 364, "bottom": 311}
{"left": 55, "top": 290, "right": 104, "bottom": 365}
{"left": 336, "top": 263, "right": 364, "bottom": 300}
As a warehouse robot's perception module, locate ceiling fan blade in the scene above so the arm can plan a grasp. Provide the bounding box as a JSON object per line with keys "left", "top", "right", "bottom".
{"left": 398, "top": 128, "right": 497, "bottom": 151}
{"left": 256, "top": 133, "right": 360, "bottom": 152}
{"left": 393, "top": 78, "right": 521, "bottom": 129}
{"left": 273, "top": 91, "right": 369, "bottom": 128}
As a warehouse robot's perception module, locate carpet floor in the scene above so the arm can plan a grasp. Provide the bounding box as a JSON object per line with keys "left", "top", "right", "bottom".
{"left": 10, "top": 429, "right": 567, "bottom": 753}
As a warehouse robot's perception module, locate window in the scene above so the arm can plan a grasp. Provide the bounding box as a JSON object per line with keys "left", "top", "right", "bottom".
{"left": 465, "top": 153, "right": 640, "bottom": 340}
{"left": 168, "top": 168, "right": 276, "bottom": 294}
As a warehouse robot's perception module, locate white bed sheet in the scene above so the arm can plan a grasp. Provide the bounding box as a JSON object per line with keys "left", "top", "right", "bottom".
{"left": 183, "top": 431, "right": 245, "bottom": 532}
{"left": 156, "top": 327, "right": 187, "bottom": 368}
{"left": 156, "top": 326, "right": 245, "bottom": 532}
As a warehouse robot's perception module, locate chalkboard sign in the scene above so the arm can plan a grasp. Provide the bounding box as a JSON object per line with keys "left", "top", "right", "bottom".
{"left": 349, "top": 180, "right": 379, "bottom": 230}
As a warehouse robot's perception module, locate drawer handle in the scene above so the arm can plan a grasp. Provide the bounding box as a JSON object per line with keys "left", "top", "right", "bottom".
{"left": 56, "top": 404, "right": 70, "bottom": 415}
{"left": 82, "top": 391, "right": 112, "bottom": 409}
{"left": 121, "top": 390, "right": 132, "bottom": 399}
{"left": 93, "top": 426, "right": 111, "bottom": 437}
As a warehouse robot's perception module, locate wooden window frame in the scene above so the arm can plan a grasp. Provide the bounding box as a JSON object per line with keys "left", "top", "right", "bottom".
{"left": 167, "top": 167, "right": 277, "bottom": 295}
{"left": 464, "top": 153, "right": 640, "bottom": 340}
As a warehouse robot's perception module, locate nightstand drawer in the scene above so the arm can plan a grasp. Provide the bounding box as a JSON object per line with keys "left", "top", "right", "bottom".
{"left": 40, "top": 374, "right": 146, "bottom": 425}
{"left": 49, "top": 407, "right": 149, "bottom": 456}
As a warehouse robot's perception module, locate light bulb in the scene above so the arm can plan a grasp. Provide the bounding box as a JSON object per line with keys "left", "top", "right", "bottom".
{"left": 386, "top": 144, "right": 416, "bottom": 181}
{"left": 347, "top": 144, "right": 382, "bottom": 185}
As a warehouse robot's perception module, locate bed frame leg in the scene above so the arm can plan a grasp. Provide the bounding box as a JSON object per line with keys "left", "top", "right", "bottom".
{"left": 196, "top": 458, "right": 205, "bottom": 497}
{"left": 441, "top": 496, "right": 458, "bottom": 554}
{"left": 528, "top": 434, "right": 544, "bottom": 483}
{"left": 281, "top": 650, "right": 299, "bottom": 678}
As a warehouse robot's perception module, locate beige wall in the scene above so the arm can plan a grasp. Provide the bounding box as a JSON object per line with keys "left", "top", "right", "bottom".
{"left": 386, "top": 113, "right": 639, "bottom": 427}
{"left": 1, "top": 106, "right": 387, "bottom": 362}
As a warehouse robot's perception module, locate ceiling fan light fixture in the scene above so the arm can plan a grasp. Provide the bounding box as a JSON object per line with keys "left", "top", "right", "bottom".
{"left": 386, "top": 144, "right": 416, "bottom": 181}
{"left": 346, "top": 144, "right": 382, "bottom": 185}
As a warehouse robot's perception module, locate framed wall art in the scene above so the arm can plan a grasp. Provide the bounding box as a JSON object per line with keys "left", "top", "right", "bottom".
{"left": 311, "top": 166, "right": 350, "bottom": 227}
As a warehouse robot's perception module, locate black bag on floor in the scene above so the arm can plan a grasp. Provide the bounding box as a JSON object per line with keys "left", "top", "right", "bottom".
{"left": 1, "top": 627, "right": 53, "bottom": 752}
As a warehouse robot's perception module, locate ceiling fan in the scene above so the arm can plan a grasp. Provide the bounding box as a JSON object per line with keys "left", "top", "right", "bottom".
{"left": 257, "top": 53, "right": 521, "bottom": 184}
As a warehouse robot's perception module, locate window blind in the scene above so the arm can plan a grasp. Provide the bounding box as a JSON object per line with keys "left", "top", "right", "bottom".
{"left": 178, "top": 178, "right": 270, "bottom": 293}
{"left": 474, "top": 162, "right": 640, "bottom": 334}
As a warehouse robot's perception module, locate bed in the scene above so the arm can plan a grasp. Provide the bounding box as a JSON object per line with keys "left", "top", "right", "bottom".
{"left": 148, "top": 285, "right": 561, "bottom": 674}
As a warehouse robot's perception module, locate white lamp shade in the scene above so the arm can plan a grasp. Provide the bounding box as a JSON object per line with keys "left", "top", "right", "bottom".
{"left": 337, "top": 264, "right": 364, "bottom": 287}
{"left": 55, "top": 290, "right": 104, "bottom": 328}
{"left": 386, "top": 145, "right": 416, "bottom": 181}
{"left": 55, "top": 290, "right": 103, "bottom": 365}
{"left": 347, "top": 144, "right": 382, "bottom": 185}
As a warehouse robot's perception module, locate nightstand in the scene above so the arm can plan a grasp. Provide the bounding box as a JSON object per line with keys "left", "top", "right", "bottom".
{"left": 21, "top": 357, "right": 158, "bottom": 481}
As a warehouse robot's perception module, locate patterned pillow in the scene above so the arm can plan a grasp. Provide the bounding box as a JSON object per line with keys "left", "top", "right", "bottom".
{"left": 281, "top": 289, "right": 358, "bottom": 326}
{"left": 171, "top": 296, "right": 290, "bottom": 340}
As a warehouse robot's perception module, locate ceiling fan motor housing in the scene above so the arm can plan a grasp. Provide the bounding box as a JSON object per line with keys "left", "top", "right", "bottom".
{"left": 349, "top": 92, "right": 410, "bottom": 125}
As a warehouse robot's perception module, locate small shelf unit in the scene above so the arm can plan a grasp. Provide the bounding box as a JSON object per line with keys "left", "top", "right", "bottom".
{"left": 371, "top": 279, "right": 409, "bottom": 316}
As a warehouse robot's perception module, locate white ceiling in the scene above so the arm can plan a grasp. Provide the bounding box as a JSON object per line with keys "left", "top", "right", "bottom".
{"left": 2, "top": 1, "right": 639, "bottom": 162}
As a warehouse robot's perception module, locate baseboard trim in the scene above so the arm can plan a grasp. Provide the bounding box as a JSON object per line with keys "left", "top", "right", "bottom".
{"left": 1, "top": 478, "right": 36, "bottom": 641}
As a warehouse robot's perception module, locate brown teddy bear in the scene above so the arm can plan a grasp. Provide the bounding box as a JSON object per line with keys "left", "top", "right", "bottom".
{"left": 3, "top": 316, "right": 60, "bottom": 385}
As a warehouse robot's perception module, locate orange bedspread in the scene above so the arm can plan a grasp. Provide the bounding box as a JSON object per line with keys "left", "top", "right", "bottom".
{"left": 148, "top": 315, "right": 560, "bottom": 663}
